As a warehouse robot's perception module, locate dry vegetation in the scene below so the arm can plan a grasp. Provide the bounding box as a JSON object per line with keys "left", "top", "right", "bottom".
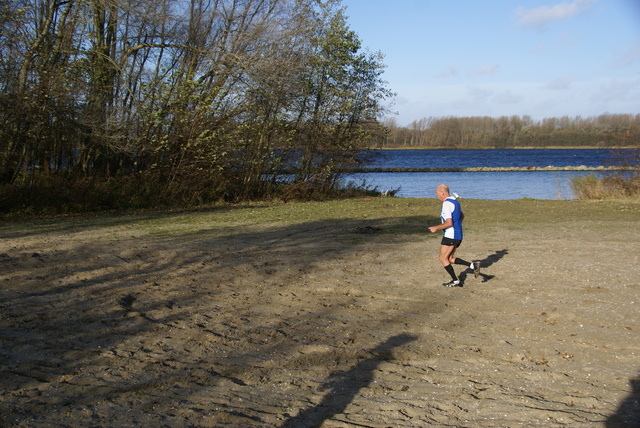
{"left": 572, "top": 173, "right": 640, "bottom": 200}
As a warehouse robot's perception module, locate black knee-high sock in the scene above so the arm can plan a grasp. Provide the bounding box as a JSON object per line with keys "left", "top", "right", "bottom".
{"left": 444, "top": 264, "right": 457, "bottom": 281}
{"left": 454, "top": 258, "right": 471, "bottom": 267}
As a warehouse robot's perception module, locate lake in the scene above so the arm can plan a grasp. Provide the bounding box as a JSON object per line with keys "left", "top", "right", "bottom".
{"left": 343, "top": 148, "right": 635, "bottom": 200}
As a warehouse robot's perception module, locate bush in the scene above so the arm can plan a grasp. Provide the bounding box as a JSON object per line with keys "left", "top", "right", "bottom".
{"left": 0, "top": 174, "right": 168, "bottom": 215}
{"left": 0, "top": 171, "right": 387, "bottom": 215}
{"left": 571, "top": 173, "right": 640, "bottom": 200}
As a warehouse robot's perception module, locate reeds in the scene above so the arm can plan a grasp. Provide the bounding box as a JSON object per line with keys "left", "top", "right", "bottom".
{"left": 571, "top": 173, "right": 640, "bottom": 199}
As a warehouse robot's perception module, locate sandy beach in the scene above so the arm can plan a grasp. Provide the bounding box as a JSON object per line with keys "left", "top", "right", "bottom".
{"left": 1, "top": 199, "right": 639, "bottom": 427}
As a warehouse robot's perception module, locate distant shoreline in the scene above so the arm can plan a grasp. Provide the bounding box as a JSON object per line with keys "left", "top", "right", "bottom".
{"left": 343, "top": 165, "right": 637, "bottom": 173}
{"left": 373, "top": 146, "right": 639, "bottom": 150}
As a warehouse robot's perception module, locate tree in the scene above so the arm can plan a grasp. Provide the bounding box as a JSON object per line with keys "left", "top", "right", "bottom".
{"left": 0, "top": 0, "right": 395, "bottom": 210}
{"left": 289, "top": 3, "right": 391, "bottom": 190}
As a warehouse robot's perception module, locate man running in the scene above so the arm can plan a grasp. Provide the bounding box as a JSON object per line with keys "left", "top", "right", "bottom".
{"left": 428, "top": 184, "right": 480, "bottom": 287}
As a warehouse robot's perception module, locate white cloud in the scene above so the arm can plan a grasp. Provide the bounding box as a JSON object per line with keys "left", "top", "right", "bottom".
{"left": 470, "top": 64, "right": 500, "bottom": 77}
{"left": 468, "top": 86, "right": 492, "bottom": 101}
{"left": 494, "top": 90, "right": 523, "bottom": 105}
{"left": 515, "top": 0, "right": 595, "bottom": 28}
{"left": 545, "top": 77, "right": 572, "bottom": 90}
{"left": 434, "top": 65, "right": 459, "bottom": 78}
{"left": 390, "top": 75, "right": 638, "bottom": 125}
{"left": 592, "top": 77, "right": 640, "bottom": 103}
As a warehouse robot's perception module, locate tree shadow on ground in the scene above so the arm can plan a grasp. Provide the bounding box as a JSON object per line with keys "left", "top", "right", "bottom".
{"left": 459, "top": 248, "right": 508, "bottom": 284}
{"left": 280, "top": 333, "right": 418, "bottom": 428}
{"left": 606, "top": 372, "right": 640, "bottom": 427}
{"left": 0, "top": 211, "right": 436, "bottom": 426}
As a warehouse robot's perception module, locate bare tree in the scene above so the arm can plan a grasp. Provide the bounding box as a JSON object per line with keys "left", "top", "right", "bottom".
{"left": 0, "top": 0, "right": 395, "bottom": 209}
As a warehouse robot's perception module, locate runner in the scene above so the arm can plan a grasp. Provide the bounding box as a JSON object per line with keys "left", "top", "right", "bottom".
{"left": 428, "top": 184, "right": 480, "bottom": 287}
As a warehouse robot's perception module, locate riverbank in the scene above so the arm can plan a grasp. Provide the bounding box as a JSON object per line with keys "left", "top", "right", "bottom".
{"left": 1, "top": 199, "right": 639, "bottom": 427}
{"left": 345, "top": 165, "right": 637, "bottom": 173}
{"left": 375, "top": 146, "right": 638, "bottom": 150}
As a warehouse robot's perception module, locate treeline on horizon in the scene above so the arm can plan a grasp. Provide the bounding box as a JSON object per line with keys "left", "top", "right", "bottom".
{"left": 376, "top": 114, "right": 640, "bottom": 149}
{"left": 0, "top": 0, "right": 392, "bottom": 213}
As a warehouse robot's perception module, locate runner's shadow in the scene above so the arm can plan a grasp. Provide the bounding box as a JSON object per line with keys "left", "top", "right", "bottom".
{"left": 460, "top": 249, "right": 508, "bottom": 283}
{"left": 280, "top": 333, "right": 417, "bottom": 428}
{"left": 480, "top": 249, "right": 509, "bottom": 268}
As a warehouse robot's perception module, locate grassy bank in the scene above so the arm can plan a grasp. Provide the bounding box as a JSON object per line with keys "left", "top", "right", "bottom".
{"left": 2, "top": 198, "right": 638, "bottom": 239}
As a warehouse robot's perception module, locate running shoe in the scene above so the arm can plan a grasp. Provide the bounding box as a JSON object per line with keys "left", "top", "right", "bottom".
{"left": 443, "top": 280, "right": 461, "bottom": 287}
{"left": 473, "top": 261, "right": 481, "bottom": 278}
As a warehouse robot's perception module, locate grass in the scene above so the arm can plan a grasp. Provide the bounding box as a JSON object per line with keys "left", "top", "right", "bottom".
{"left": 1, "top": 198, "right": 638, "bottom": 241}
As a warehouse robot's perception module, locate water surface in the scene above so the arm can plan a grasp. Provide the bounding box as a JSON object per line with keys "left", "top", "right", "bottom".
{"left": 345, "top": 149, "right": 629, "bottom": 199}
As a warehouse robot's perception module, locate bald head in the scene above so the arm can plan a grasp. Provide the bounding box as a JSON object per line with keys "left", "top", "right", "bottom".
{"left": 436, "top": 184, "right": 450, "bottom": 202}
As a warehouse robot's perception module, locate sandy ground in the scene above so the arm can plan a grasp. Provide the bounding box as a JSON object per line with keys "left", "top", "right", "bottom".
{"left": 1, "top": 203, "right": 639, "bottom": 427}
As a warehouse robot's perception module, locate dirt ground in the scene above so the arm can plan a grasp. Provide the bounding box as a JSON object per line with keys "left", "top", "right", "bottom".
{"left": 1, "top": 200, "right": 639, "bottom": 427}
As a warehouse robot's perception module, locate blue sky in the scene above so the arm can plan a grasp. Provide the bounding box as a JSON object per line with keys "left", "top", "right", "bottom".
{"left": 340, "top": 0, "right": 640, "bottom": 126}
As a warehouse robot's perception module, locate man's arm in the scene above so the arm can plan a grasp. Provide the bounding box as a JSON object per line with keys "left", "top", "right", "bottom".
{"left": 428, "top": 218, "right": 452, "bottom": 233}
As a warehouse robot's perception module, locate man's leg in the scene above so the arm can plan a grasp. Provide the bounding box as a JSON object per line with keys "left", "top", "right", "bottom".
{"left": 439, "top": 244, "right": 459, "bottom": 284}
{"left": 453, "top": 257, "right": 471, "bottom": 267}
{"left": 452, "top": 256, "right": 480, "bottom": 278}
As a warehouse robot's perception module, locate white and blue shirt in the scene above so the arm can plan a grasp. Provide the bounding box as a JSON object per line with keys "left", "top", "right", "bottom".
{"left": 441, "top": 196, "right": 463, "bottom": 240}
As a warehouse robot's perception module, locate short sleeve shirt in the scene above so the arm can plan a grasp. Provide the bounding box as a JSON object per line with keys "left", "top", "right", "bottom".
{"left": 441, "top": 197, "right": 463, "bottom": 240}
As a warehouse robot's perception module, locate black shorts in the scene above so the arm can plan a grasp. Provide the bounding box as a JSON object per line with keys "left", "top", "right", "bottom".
{"left": 441, "top": 237, "right": 462, "bottom": 248}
